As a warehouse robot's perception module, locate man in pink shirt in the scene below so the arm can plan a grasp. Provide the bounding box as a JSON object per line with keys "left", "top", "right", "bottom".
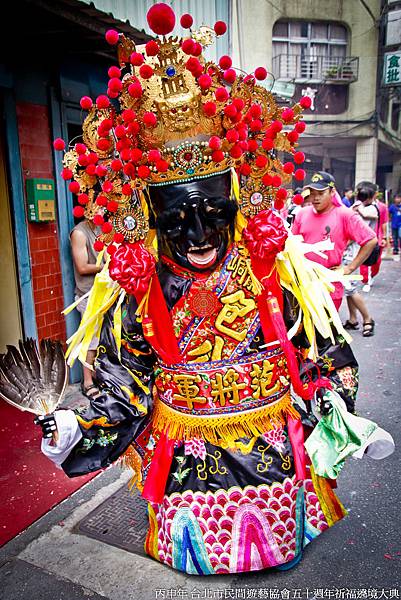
{"left": 292, "top": 171, "right": 377, "bottom": 311}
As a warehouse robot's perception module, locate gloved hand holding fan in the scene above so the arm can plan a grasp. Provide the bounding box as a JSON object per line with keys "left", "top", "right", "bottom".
{"left": 0, "top": 338, "right": 67, "bottom": 442}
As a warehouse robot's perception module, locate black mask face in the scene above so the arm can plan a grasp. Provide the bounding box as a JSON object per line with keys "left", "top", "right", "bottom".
{"left": 149, "top": 173, "right": 237, "bottom": 272}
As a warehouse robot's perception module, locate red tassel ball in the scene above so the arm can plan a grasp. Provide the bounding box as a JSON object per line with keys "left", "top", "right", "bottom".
{"left": 181, "top": 39, "right": 195, "bottom": 54}
{"left": 130, "top": 52, "right": 144, "bottom": 66}
{"left": 293, "top": 151, "right": 305, "bottom": 164}
{"left": 107, "top": 201, "right": 119, "bottom": 213}
{"left": 61, "top": 168, "right": 73, "bottom": 180}
{"left": 250, "top": 104, "right": 262, "bottom": 118}
{"left": 138, "top": 165, "right": 151, "bottom": 179}
{"left": 105, "top": 30, "right": 119, "bottom": 45}
{"left": 143, "top": 112, "right": 157, "bottom": 127}
{"left": 255, "top": 155, "right": 268, "bottom": 169}
{"left": 274, "top": 198, "right": 285, "bottom": 211}
{"left": 208, "top": 136, "right": 221, "bottom": 150}
{"left": 78, "top": 193, "right": 89, "bottom": 205}
{"left": 192, "top": 42, "right": 202, "bottom": 56}
{"left": 224, "top": 68, "right": 236, "bottom": 84}
{"left": 75, "top": 143, "right": 87, "bottom": 155}
{"left": 147, "top": 3, "right": 176, "bottom": 35}
{"left": 283, "top": 162, "right": 295, "bottom": 174}
{"left": 215, "top": 87, "right": 229, "bottom": 102}
{"left": 69, "top": 181, "right": 80, "bottom": 194}
{"left": 300, "top": 96, "right": 312, "bottom": 109}
{"left": 108, "top": 78, "right": 122, "bottom": 92}
{"left": 139, "top": 65, "right": 154, "bottom": 79}
{"left": 122, "top": 183, "right": 133, "bottom": 195}
{"left": 287, "top": 131, "right": 299, "bottom": 144}
{"left": 53, "top": 138, "right": 65, "bottom": 151}
{"left": 80, "top": 96, "right": 93, "bottom": 110}
{"left": 128, "top": 82, "right": 143, "bottom": 98}
{"left": 96, "top": 165, "right": 108, "bottom": 177}
{"left": 214, "top": 21, "right": 227, "bottom": 36}
{"left": 282, "top": 108, "right": 295, "bottom": 122}
{"left": 212, "top": 150, "right": 224, "bottom": 162}
{"left": 73, "top": 205, "right": 85, "bottom": 218}
{"left": 226, "top": 129, "right": 239, "bottom": 143}
{"left": 262, "top": 138, "right": 274, "bottom": 151}
{"left": 293, "top": 193, "right": 304, "bottom": 205}
{"left": 108, "top": 66, "right": 121, "bottom": 79}
{"left": 295, "top": 121, "right": 306, "bottom": 133}
{"left": 122, "top": 109, "right": 136, "bottom": 123}
{"left": 156, "top": 159, "right": 169, "bottom": 172}
{"left": 254, "top": 67, "right": 267, "bottom": 81}
{"left": 230, "top": 144, "right": 243, "bottom": 159}
{"left": 113, "top": 233, "right": 125, "bottom": 244}
{"left": 203, "top": 101, "right": 217, "bottom": 117}
{"left": 180, "top": 13, "right": 193, "bottom": 29}
{"left": 240, "top": 164, "right": 251, "bottom": 176}
{"left": 96, "top": 95, "right": 110, "bottom": 109}
{"left": 96, "top": 195, "right": 108, "bottom": 207}
{"left": 94, "top": 240, "right": 105, "bottom": 252}
{"left": 145, "top": 40, "right": 160, "bottom": 56}
{"left": 247, "top": 139, "right": 258, "bottom": 153}
{"left": 93, "top": 214, "right": 105, "bottom": 226}
{"left": 262, "top": 174, "right": 273, "bottom": 186}
{"left": 219, "top": 55, "right": 232, "bottom": 70}
{"left": 276, "top": 188, "right": 288, "bottom": 201}
{"left": 294, "top": 168, "right": 306, "bottom": 181}
{"left": 97, "top": 138, "right": 112, "bottom": 151}
{"left": 102, "top": 221, "right": 113, "bottom": 234}
{"left": 85, "top": 164, "right": 96, "bottom": 176}
{"left": 272, "top": 175, "right": 282, "bottom": 187}
{"left": 198, "top": 74, "right": 212, "bottom": 89}
{"left": 148, "top": 149, "right": 161, "bottom": 163}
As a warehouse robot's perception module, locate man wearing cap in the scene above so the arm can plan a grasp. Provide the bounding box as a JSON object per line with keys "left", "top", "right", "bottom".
{"left": 292, "top": 171, "right": 377, "bottom": 310}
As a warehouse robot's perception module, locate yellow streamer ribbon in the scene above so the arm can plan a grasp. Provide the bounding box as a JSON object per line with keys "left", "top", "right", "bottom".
{"left": 275, "top": 234, "right": 353, "bottom": 360}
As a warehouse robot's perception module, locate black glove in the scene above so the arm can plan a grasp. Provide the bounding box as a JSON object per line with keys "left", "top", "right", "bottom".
{"left": 34, "top": 414, "right": 57, "bottom": 438}
{"left": 315, "top": 390, "right": 333, "bottom": 416}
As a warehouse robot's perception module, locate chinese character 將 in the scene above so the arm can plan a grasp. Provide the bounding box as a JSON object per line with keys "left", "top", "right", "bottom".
{"left": 211, "top": 368, "right": 246, "bottom": 406}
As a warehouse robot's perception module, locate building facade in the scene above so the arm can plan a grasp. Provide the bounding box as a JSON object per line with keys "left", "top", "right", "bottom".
{"left": 231, "top": 0, "right": 401, "bottom": 194}
{"left": 0, "top": 0, "right": 148, "bottom": 367}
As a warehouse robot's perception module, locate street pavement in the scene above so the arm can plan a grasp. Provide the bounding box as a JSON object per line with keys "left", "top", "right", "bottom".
{"left": 1, "top": 259, "right": 400, "bottom": 600}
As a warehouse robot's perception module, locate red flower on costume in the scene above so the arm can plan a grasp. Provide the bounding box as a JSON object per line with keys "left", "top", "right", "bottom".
{"left": 109, "top": 242, "right": 156, "bottom": 294}
{"left": 242, "top": 209, "right": 288, "bottom": 260}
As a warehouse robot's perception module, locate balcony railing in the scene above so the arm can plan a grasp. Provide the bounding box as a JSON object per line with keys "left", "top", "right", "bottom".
{"left": 272, "top": 55, "right": 359, "bottom": 84}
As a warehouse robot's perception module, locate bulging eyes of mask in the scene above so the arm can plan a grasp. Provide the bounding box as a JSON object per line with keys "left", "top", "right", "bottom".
{"left": 149, "top": 173, "right": 238, "bottom": 272}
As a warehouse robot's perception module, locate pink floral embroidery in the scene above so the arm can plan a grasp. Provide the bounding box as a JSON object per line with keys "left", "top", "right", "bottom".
{"left": 262, "top": 426, "right": 286, "bottom": 452}
{"left": 184, "top": 438, "right": 207, "bottom": 461}
{"left": 337, "top": 366, "right": 355, "bottom": 390}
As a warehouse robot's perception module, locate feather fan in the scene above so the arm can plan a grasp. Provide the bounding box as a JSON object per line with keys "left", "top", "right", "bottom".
{"left": 0, "top": 338, "right": 68, "bottom": 415}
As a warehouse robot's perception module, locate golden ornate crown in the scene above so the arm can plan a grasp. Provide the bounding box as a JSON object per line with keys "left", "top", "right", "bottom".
{"left": 54, "top": 3, "right": 311, "bottom": 251}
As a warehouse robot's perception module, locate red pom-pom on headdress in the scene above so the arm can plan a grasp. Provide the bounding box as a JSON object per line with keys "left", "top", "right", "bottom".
{"left": 214, "top": 21, "right": 227, "bottom": 36}
{"left": 105, "top": 30, "right": 119, "bottom": 45}
{"left": 180, "top": 14, "right": 193, "bottom": 29}
{"left": 147, "top": 3, "right": 176, "bottom": 36}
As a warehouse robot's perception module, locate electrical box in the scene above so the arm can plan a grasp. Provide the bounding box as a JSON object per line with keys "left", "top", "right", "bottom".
{"left": 26, "top": 178, "right": 56, "bottom": 222}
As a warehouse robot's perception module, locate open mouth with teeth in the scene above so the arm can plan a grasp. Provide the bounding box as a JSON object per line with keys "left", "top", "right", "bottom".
{"left": 186, "top": 245, "right": 218, "bottom": 268}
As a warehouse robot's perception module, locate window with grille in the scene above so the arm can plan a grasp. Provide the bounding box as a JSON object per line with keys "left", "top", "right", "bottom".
{"left": 272, "top": 20, "right": 349, "bottom": 81}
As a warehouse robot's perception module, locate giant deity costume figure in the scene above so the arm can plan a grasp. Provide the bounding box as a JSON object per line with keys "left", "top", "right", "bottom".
{"left": 39, "top": 4, "right": 393, "bottom": 575}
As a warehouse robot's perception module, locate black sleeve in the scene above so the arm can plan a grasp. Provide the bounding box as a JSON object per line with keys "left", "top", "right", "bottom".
{"left": 61, "top": 296, "right": 156, "bottom": 477}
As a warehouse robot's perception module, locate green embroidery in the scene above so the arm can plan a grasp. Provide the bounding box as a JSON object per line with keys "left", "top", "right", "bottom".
{"left": 79, "top": 429, "right": 118, "bottom": 453}
{"left": 172, "top": 455, "right": 192, "bottom": 485}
